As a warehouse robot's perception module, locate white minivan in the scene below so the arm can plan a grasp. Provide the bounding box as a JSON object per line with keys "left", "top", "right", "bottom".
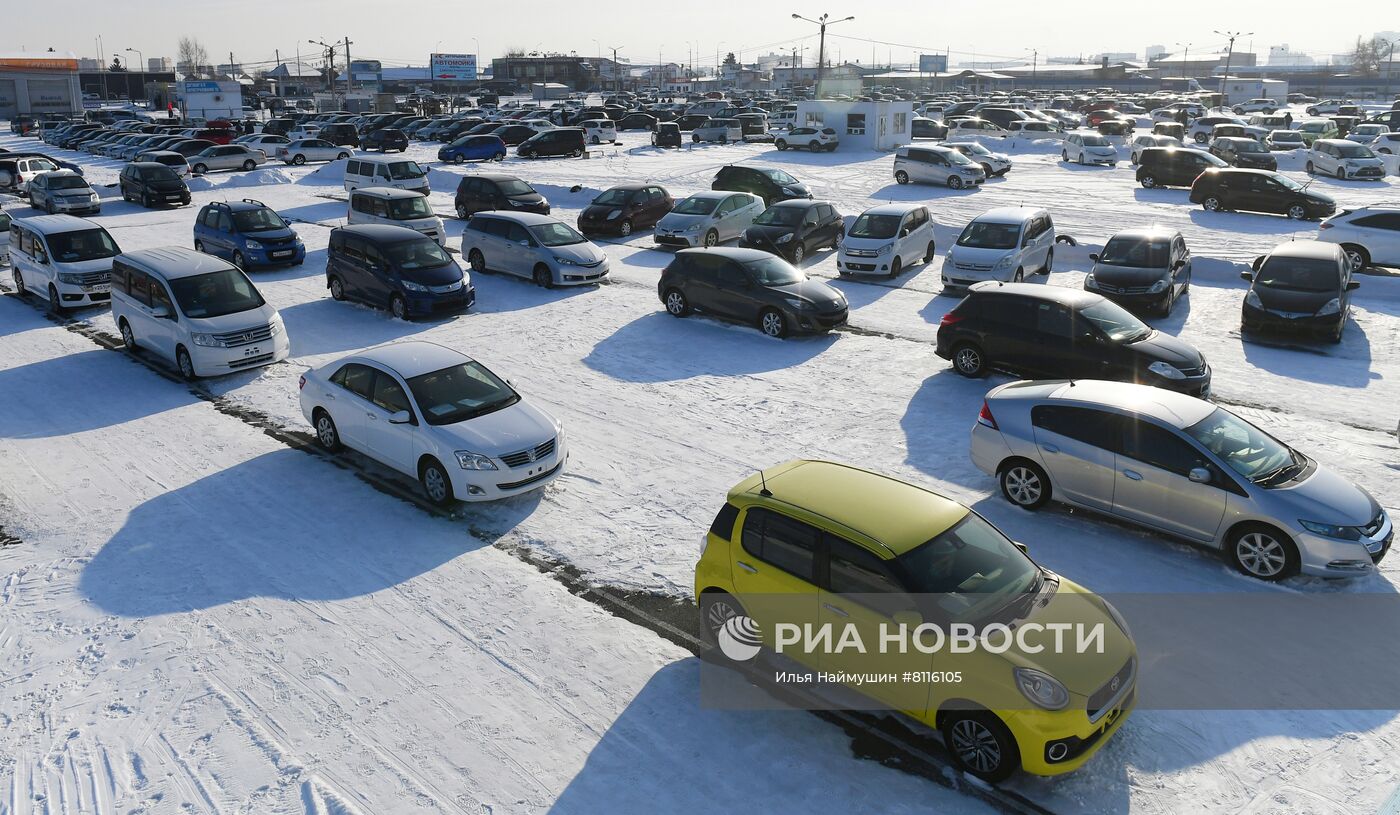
{"left": 944, "top": 206, "right": 1056, "bottom": 287}
{"left": 836, "top": 203, "right": 937, "bottom": 279}
{"left": 347, "top": 187, "right": 446, "bottom": 246}
{"left": 9, "top": 214, "right": 121, "bottom": 312}
{"left": 579, "top": 118, "right": 618, "bottom": 144}
{"left": 343, "top": 156, "right": 430, "bottom": 196}
{"left": 111, "top": 247, "right": 289, "bottom": 379}
{"left": 0, "top": 209, "right": 11, "bottom": 267}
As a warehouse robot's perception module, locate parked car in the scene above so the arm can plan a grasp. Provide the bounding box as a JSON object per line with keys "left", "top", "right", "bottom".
{"left": 26, "top": 170, "right": 100, "bottom": 215}
{"left": 8, "top": 214, "right": 119, "bottom": 311}
{"left": 712, "top": 165, "right": 810, "bottom": 206}
{"left": 1209, "top": 136, "right": 1278, "bottom": 170}
{"left": 1007, "top": 119, "right": 1063, "bottom": 138}
{"left": 111, "top": 246, "right": 289, "bottom": 378}
{"left": 362, "top": 128, "right": 409, "bottom": 152}
{"left": 576, "top": 183, "right": 673, "bottom": 237}
{"left": 971, "top": 380, "right": 1389, "bottom": 580}
{"left": 317, "top": 122, "right": 360, "bottom": 147}
{"left": 1085, "top": 228, "right": 1192, "bottom": 316}
{"left": 945, "top": 141, "right": 1012, "bottom": 176}
{"left": 580, "top": 119, "right": 619, "bottom": 144}
{"left": 438, "top": 134, "right": 506, "bottom": 164}
{"left": 298, "top": 341, "right": 563, "bottom": 504}
{"left": 346, "top": 187, "right": 444, "bottom": 246}
{"left": 692, "top": 118, "right": 743, "bottom": 143}
{"left": 1306, "top": 139, "right": 1386, "bottom": 180}
{"left": 946, "top": 117, "right": 1008, "bottom": 140}
{"left": 233, "top": 133, "right": 291, "bottom": 156}
{"left": 344, "top": 156, "right": 429, "bottom": 195}
{"left": 773, "top": 126, "right": 838, "bottom": 152}
{"left": 673, "top": 114, "right": 711, "bottom": 131}
{"left": 324, "top": 224, "right": 473, "bottom": 320}
{"left": 694, "top": 459, "right": 1137, "bottom": 782}
{"left": 657, "top": 246, "right": 847, "bottom": 337}
{"left": 835, "top": 203, "right": 936, "bottom": 278}
{"left": 453, "top": 174, "right": 550, "bottom": 219}
{"left": 893, "top": 144, "right": 984, "bottom": 189}
{"left": 188, "top": 144, "right": 267, "bottom": 175}
{"left": 1240, "top": 241, "right": 1357, "bottom": 342}
{"left": 910, "top": 117, "right": 948, "bottom": 140}
{"left": 1187, "top": 115, "right": 1244, "bottom": 144}
{"left": 1135, "top": 147, "right": 1226, "bottom": 188}
{"left": 1130, "top": 134, "right": 1181, "bottom": 164}
{"left": 1265, "top": 130, "right": 1305, "bottom": 151}
{"left": 1305, "top": 100, "right": 1347, "bottom": 116}
{"left": 1062, "top": 133, "right": 1117, "bottom": 165}
{"left": 119, "top": 161, "right": 191, "bottom": 208}
{"left": 0, "top": 155, "right": 58, "bottom": 195}
{"left": 276, "top": 139, "right": 351, "bottom": 165}
{"left": 1152, "top": 122, "right": 1186, "bottom": 141}
{"left": 944, "top": 207, "right": 1056, "bottom": 287}
{"left": 1317, "top": 204, "right": 1400, "bottom": 269}
{"left": 193, "top": 199, "right": 305, "bottom": 269}
{"left": 1294, "top": 119, "right": 1339, "bottom": 145}
{"left": 1368, "top": 132, "right": 1400, "bottom": 154}
{"left": 1189, "top": 168, "right": 1336, "bottom": 220}
{"left": 516, "top": 127, "right": 586, "bottom": 158}
{"left": 651, "top": 122, "right": 682, "bottom": 148}
{"left": 0, "top": 208, "right": 10, "bottom": 268}
{"left": 1343, "top": 123, "right": 1390, "bottom": 145}
{"left": 490, "top": 124, "right": 537, "bottom": 145}
{"left": 1232, "top": 98, "right": 1278, "bottom": 115}
{"left": 462, "top": 212, "right": 609, "bottom": 288}
{"left": 653, "top": 191, "right": 764, "bottom": 248}
{"left": 164, "top": 138, "right": 218, "bottom": 159}
{"left": 737, "top": 200, "right": 843, "bottom": 264}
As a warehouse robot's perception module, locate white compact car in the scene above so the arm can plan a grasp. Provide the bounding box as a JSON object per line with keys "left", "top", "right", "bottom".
{"left": 945, "top": 118, "right": 1009, "bottom": 140}
{"left": 1317, "top": 204, "right": 1400, "bottom": 269}
{"left": 298, "top": 340, "right": 567, "bottom": 504}
{"left": 1062, "top": 133, "right": 1118, "bottom": 165}
{"left": 653, "top": 191, "right": 764, "bottom": 248}
{"left": 836, "top": 203, "right": 936, "bottom": 279}
{"left": 1007, "top": 120, "right": 1062, "bottom": 139}
{"left": 111, "top": 247, "right": 289, "bottom": 379}
{"left": 347, "top": 187, "right": 446, "bottom": 246}
{"left": 1369, "top": 132, "right": 1400, "bottom": 154}
{"left": 944, "top": 141, "right": 1012, "bottom": 176}
{"left": 1306, "top": 139, "right": 1386, "bottom": 180}
{"left": 1345, "top": 123, "right": 1391, "bottom": 144}
{"left": 8, "top": 214, "right": 120, "bottom": 311}
{"left": 234, "top": 133, "right": 291, "bottom": 156}
{"left": 462, "top": 211, "right": 609, "bottom": 287}
{"left": 579, "top": 118, "right": 618, "bottom": 144}
{"left": 944, "top": 206, "right": 1056, "bottom": 287}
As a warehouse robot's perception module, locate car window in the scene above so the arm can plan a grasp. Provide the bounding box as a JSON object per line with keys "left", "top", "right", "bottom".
{"left": 370, "top": 370, "right": 411, "bottom": 414}
{"left": 1119, "top": 420, "right": 1206, "bottom": 477}
{"left": 740, "top": 508, "right": 818, "bottom": 583}
{"left": 505, "top": 223, "right": 532, "bottom": 244}
{"left": 332, "top": 363, "right": 376, "bottom": 399}
{"left": 1034, "top": 301, "right": 1074, "bottom": 339}
{"left": 1031, "top": 405, "right": 1122, "bottom": 450}
{"left": 128, "top": 270, "right": 151, "bottom": 306}
{"left": 827, "top": 537, "right": 910, "bottom": 616}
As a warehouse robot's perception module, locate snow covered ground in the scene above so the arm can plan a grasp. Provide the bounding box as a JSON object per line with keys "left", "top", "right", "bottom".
{"left": 3, "top": 108, "right": 1400, "bottom": 814}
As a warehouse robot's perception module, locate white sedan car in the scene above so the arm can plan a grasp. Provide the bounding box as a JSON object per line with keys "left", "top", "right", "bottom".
{"left": 276, "top": 139, "right": 352, "bottom": 165}
{"left": 299, "top": 341, "right": 566, "bottom": 504}
{"left": 234, "top": 133, "right": 291, "bottom": 156}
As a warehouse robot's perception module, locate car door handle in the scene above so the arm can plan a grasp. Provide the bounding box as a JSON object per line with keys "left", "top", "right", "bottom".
{"left": 365, "top": 412, "right": 378, "bottom": 420}
{"left": 1122, "top": 469, "right": 1143, "bottom": 481}
{"left": 822, "top": 603, "right": 850, "bottom": 618}
{"left": 323, "top": 393, "right": 336, "bottom": 400}
{"left": 1041, "top": 443, "right": 1060, "bottom": 454}
{"left": 736, "top": 560, "right": 758, "bottom": 574}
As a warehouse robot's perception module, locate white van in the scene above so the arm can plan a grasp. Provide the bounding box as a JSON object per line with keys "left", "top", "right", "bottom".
{"left": 111, "top": 247, "right": 289, "bottom": 379}
{"left": 836, "top": 204, "right": 937, "bottom": 279}
{"left": 343, "top": 156, "right": 430, "bottom": 196}
{"left": 0, "top": 209, "right": 11, "bottom": 267}
{"left": 9, "top": 214, "right": 121, "bottom": 311}
{"left": 346, "top": 187, "right": 446, "bottom": 246}
{"left": 579, "top": 119, "right": 618, "bottom": 144}
{"left": 944, "top": 206, "right": 1056, "bottom": 287}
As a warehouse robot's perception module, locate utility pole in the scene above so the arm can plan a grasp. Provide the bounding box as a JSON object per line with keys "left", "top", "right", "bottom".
{"left": 1214, "top": 30, "right": 1251, "bottom": 109}
{"left": 792, "top": 12, "right": 855, "bottom": 99}
{"left": 610, "top": 46, "right": 623, "bottom": 95}
{"left": 1027, "top": 49, "right": 1038, "bottom": 89}
{"left": 343, "top": 36, "right": 353, "bottom": 103}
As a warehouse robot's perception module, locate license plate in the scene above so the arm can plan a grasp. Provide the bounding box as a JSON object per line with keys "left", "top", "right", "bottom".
{"left": 83, "top": 283, "right": 110, "bottom": 293}
{"left": 243, "top": 346, "right": 262, "bottom": 357}
{"left": 166, "top": 195, "right": 182, "bottom": 200}
{"left": 271, "top": 250, "right": 293, "bottom": 258}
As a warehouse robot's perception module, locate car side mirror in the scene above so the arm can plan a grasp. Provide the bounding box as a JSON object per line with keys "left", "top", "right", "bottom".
{"left": 1239, "top": 270, "right": 1254, "bottom": 282}
{"left": 151, "top": 304, "right": 172, "bottom": 319}
{"left": 388, "top": 409, "right": 412, "bottom": 424}
{"left": 1173, "top": 259, "right": 1186, "bottom": 270}
{"left": 518, "top": 239, "right": 532, "bottom": 247}
{"left": 1012, "top": 541, "right": 1029, "bottom": 555}
{"left": 1346, "top": 279, "right": 1360, "bottom": 291}
{"left": 1088, "top": 253, "right": 1099, "bottom": 262}
{"left": 1188, "top": 467, "right": 1212, "bottom": 484}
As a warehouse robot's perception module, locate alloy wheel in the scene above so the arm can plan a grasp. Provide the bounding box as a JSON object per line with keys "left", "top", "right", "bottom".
{"left": 950, "top": 719, "right": 1002, "bottom": 774}
{"left": 1003, "top": 466, "right": 1043, "bottom": 505}
{"left": 1237, "top": 532, "right": 1287, "bottom": 578}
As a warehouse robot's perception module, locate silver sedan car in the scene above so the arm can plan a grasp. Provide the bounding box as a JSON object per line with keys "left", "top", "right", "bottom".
{"left": 970, "top": 379, "right": 1391, "bottom": 580}
{"left": 188, "top": 144, "right": 268, "bottom": 174}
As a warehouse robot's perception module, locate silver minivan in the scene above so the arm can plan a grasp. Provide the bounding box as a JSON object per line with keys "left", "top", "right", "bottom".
{"left": 692, "top": 118, "right": 743, "bottom": 144}
{"left": 944, "top": 206, "right": 1056, "bottom": 287}
{"left": 347, "top": 187, "right": 445, "bottom": 246}
{"left": 893, "top": 145, "right": 985, "bottom": 189}
{"left": 971, "top": 379, "right": 1392, "bottom": 580}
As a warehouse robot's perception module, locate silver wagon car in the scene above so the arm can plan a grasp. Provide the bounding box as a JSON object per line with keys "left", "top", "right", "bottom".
{"left": 970, "top": 379, "right": 1391, "bottom": 580}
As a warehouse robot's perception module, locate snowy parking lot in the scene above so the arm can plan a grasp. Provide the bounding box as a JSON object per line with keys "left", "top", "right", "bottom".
{"left": 3, "top": 115, "right": 1400, "bottom": 814}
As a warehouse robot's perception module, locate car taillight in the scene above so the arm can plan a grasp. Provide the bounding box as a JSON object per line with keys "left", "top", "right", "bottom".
{"left": 298, "top": 374, "right": 306, "bottom": 390}
{"left": 939, "top": 311, "right": 964, "bottom": 328}
{"left": 1318, "top": 222, "right": 1333, "bottom": 229}
{"left": 977, "top": 400, "right": 998, "bottom": 430}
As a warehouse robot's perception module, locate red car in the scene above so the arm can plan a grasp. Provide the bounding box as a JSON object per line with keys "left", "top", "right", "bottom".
{"left": 194, "top": 127, "right": 236, "bottom": 145}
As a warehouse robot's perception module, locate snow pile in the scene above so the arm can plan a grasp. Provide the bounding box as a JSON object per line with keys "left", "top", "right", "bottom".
{"left": 299, "top": 158, "right": 349, "bottom": 185}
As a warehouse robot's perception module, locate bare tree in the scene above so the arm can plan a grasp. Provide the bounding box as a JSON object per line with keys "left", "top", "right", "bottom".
{"left": 1350, "top": 35, "right": 1387, "bottom": 76}
{"left": 504, "top": 46, "right": 527, "bottom": 58}
{"left": 178, "top": 36, "right": 208, "bottom": 76}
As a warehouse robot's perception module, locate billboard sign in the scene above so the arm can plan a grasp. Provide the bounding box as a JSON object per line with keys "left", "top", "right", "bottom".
{"left": 430, "top": 53, "right": 477, "bottom": 81}
{"left": 180, "top": 80, "right": 221, "bottom": 94}
{"left": 918, "top": 54, "right": 948, "bottom": 74}
{"left": 349, "top": 60, "right": 382, "bottom": 83}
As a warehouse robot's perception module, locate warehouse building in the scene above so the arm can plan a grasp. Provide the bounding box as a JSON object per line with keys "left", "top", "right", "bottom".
{"left": 0, "top": 53, "right": 84, "bottom": 118}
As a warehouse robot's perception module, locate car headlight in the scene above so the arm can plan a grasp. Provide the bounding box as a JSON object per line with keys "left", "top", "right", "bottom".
{"left": 781, "top": 186, "right": 799, "bottom": 195}
{"left": 1148, "top": 360, "right": 1186, "bottom": 380}
{"left": 400, "top": 280, "right": 429, "bottom": 292}
{"left": 683, "top": 223, "right": 701, "bottom": 233}
{"left": 1014, "top": 667, "right": 1070, "bottom": 710}
{"left": 57, "top": 273, "right": 83, "bottom": 284}
{"left": 875, "top": 244, "right": 892, "bottom": 255}
{"left": 244, "top": 239, "right": 264, "bottom": 249}
{"left": 553, "top": 255, "right": 578, "bottom": 265}
{"left": 268, "top": 314, "right": 284, "bottom": 335}
{"left": 994, "top": 254, "right": 1014, "bottom": 269}
{"left": 1299, "top": 519, "right": 1362, "bottom": 541}
{"left": 455, "top": 451, "right": 498, "bottom": 470}
{"left": 1315, "top": 298, "right": 1341, "bottom": 316}
{"left": 1148, "top": 279, "right": 1168, "bottom": 294}
{"left": 1102, "top": 599, "right": 1133, "bottom": 639}
{"left": 605, "top": 209, "right": 622, "bottom": 220}
{"left": 1245, "top": 290, "right": 1263, "bottom": 309}
{"left": 777, "top": 233, "right": 794, "bottom": 244}
{"left": 783, "top": 296, "right": 813, "bottom": 310}
{"left": 190, "top": 332, "right": 221, "bottom": 347}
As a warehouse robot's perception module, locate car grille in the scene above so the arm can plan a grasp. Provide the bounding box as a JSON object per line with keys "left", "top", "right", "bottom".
{"left": 1102, "top": 283, "right": 1155, "bottom": 295}
{"left": 953, "top": 262, "right": 994, "bottom": 272}
{"left": 213, "top": 323, "right": 273, "bottom": 347}
{"left": 1355, "top": 167, "right": 1383, "bottom": 178}
{"left": 844, "top": 248, "right": 877, "bottom": 258}
{"left": 429, "top": 280, "right": 463, "bottom": 294}
{"left": 1177, "top": 363, "right": 1208, "bottom": 378}
{"left": 496, "top": 462, "right": 562, "bottom": 490}
{"left": 70, "top": 270, "right": 111, "bottom": 286}
{"left": 655, "top": 235, "right": 692, "bottom": 246}
{"left": 227, "top": 352, "right": 275, "bottom": 369}
{"left": 1087, "top": 656, "right": 1136, "bottom": 723}
{"left": 260, "top": 234, "right": 296, "bottom": 247}
{"left": 499, "top": 437, "right": 557, "bottom": 469}
{"left": 844, "top": 262, "right": 876, "bottom": 272}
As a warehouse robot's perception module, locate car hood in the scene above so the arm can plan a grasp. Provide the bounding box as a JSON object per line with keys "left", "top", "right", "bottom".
{"left": 507, "top": 193, "right": 546, "bottom": 206}
{"left": 771, "top": 279, "right": 845, "bottom": 309}
{"left": 399, "top": 262, "right": 464, "bottom": 286}
{"left": 52, "top": 256, "right": 114, "bottom": 274}
{"left": 548, "top": 242, "right": 606, "bottom": 265}
{"left": 184, "top": 304, "right": 280, "bottom": 333}
{"left": 580, "top": 203, "right": 623, "bottom": 220}
{"left": 949, "top": 245, "right": 1018, "bottom": 266}
{"left": 743, "top": 224, "right": 798, "bottom": 244}
{"left": 1125, "top": 330, "right": 1204, "bottom": 368}
{"left": 657, "top": 211, "right": 712, "bottom": 230}
{"left": 1091, "top": 263, "right": 1169, "bottom": 287}
{"left": 1237, "top": 153, "right": 1277, "bottom": 168}
{"left": 428, "top": 397, "right": 558, "bottom": 457}
{"left": 1273, "top": 463, "right": 1379, "bottom": 525}
{"left": 1252, "top": 284, "right": 1335, "bottom": 313}
{"left": 841, "top": 235, "right": 897, "bottom": 252}
{"left": 1302, "top": 189, "right": 1336, "bottom": 206}
{"left": 777, "top": 182, "right": 811, "bottom": 197}
{"left": 245, "top": 227, "right": 297, "bottom": 242}
{"left": 1341, "top": 156, "right": 1385, "bottom": 167}
{"left": 1000, "top": 577, "right": 1135, "bottom": 695}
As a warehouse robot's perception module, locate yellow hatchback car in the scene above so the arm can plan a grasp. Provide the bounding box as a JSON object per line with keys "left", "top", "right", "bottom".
{"left": 694, "top": 460, "right": 1136, "bottom": 782}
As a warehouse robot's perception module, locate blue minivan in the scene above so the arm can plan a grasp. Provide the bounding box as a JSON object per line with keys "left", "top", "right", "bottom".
{"left": 193, "top": 199, "right": 305, "bottom": 269}
{"left": 325, "top": 225, "right": 474, "bottom": 319}
{"left": 437, "top": 134, "right": 507, "bottom": 164}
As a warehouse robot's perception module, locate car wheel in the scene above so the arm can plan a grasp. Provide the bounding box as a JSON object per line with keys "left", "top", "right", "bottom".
{"left": 889, "top": 255, "right": 902, "bottom": 279}
{"left": 699, "top": 592, "right": 752, "bottom": 660}
{"left": 1328, "top": 320, "right": 1345, "bottom": 344}
{"left": 467, "top": 249, "right": 488, "bottom": 274}
{"left": 1203, "top": 196, "right": 1223, "bottom": 212}
{"left": 337, "top": 153, "right": 350, "bottom": 160}
{"left": 47, "top": 284, "right": 65, "bottom": 314}
{"left": 775, "top": 140, "right": 787, "bottom": 151}
{"left": 1228, "top": 524, "right": 1299, "bottom": 581}
{"left": 192, "top": 163, "right": 207, "bottom": 175}
{"left": 895, "top": 169, "right": 909, "bottom": 184}
{"left": 12, "top": 268, "right": 26, "bottom": 297}
{"left": 1286, "top": 203, "right": 1308, "bottom": 220}
{"left": 809, "top": 141, "right": 821, "bottom": 152}
{"left": 1012, "top": 267, "right": 1024, "bottom": 283}
{"left": 980, "top": 163, "right": 994, "bottom": 177}
{"left": 951, "top": 343, "right": 986, "bottom": 377}
{"left": 719, "top": 135, "right": 728, "bottom": 144}
{"left": 590, "top": 135, "right": 600, "bottom": 144}
{"left": 232, "top": 251, "right": 245, "bottom": 269}
{"left": 456, "top": 204, "right": 470, "bottom": 219}
{"left": 1140, "top": 172, "right": 1160, "bottom": 187}
{"left": 703, "top": 230, "right": 719, "bottom": 248}
{"left": 664, "top": 288, "right": 691, "bottom": 317}
{"left": 692, "top": 134, "right": 701, "bottom": 142}
{"left": 1341, "top": 244, "right": 1370, "bottom": 270}
{"left": 533, "top": 264, "right": 554, "bottom": 288}
{"left": 242, "top": 159, "right": 256, "bottom": 171}
{"left": 1077, "top": 152, "right": 1086, "bottom": 165}
{"left": 119, "top": 318, "right": 136, "bottom": 350}
{"left": 942, "top": 711, "right": 1019, "bottom": 783}
{"left": 759, "top": 308, "right": 787, "bottom": 338}
{"left": 999, "top": 459, "right": 1051, "bottom": 509}
{"left": 390, "top": 294, "right": 408, "bottom": 320}
{"left": 1335, "top": 167, "right": 1346, "bottom": 180}
{"left": 1061, "top": 150, "right": 1069, "bottom": 161}
{"left": 293, "top": 154, "right": 306, "bottom": 165}
{"left": 571, "top": 148, "right": 583, "bottom": 158}
{"left": 1305, "top": 161, "right": 1315, "bottom": 174}
{"left": 1157, "top": 287, "right": 1175, "bottom": 318}
{"left": 140, "top": 192, "right": 151, "bottom": 208}
{"left": 44, "top": 198, "right": 55, "bottom": 214}
{"left": 329, "top": 275, "right": 348, "bottom": 300}
{"left": 948, "top": 174, "right": 964, "bottom": 189}
{"left": 452, "top": 154, "right": 465, "bottom": 164}
{"left": 619, "top": 219, "right": 633, "bottom": 237}
{"left": 313, "top": 409, "right": 341, "bottom": 452}
{"left": 419, "top": 457, "right": 455, "bottom": 506}
{"left": 924, "top": 241, "right": 936, "bottom": 263}
{"left": 176, "top": 346, "right": 196, "bottom": 380}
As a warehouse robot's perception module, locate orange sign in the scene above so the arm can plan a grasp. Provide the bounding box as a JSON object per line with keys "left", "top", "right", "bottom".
{"left": 0, "top": 57, "right": 80, "bottom": 72}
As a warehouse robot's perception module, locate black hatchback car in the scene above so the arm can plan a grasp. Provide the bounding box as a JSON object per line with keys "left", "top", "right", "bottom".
{"left": 1189, "top": 168, "right": 1336, "bottom": 220}
{"left": 935, "top": 282, "right": 1212, "bottom": 396}
{"left": 712, "top": 165, "right": 812, "bottom": 206}
{"left": 362, "top": 128, "right": 409, "bottom": 152}
{"left": 516, "top": 127, "right": 586, "bottom": 158}
{"left": 577, "top": 183, "right": 674, "bottom": 236}
{"left": 491, "top": 124, "right": 537, "bottom": 145}
{"left": 657, "top": 247, "right": 848, "bottom": 338}
{"left": 1240, "top": 241, "right": 1357, "bottom": 342}
{"left": 1136, "top": 147, "right": 1227, "bottom": 188}
{"left": 737, "top": 200, "right": 844, "bottom": 264}
{"left": 119, "top": 161, "right": 191, "bottom": 208}
{"left": 1209, "top": 137, "right": 1277, "bottom": 170}
{"left": 453, "top": 174, "right": 550, "bottom": 219}
{"left": 325, "top": 224, "right": 474, "bottom": 320}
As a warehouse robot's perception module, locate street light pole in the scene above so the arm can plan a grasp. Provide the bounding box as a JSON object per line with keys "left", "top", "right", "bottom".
{"left": 792, "top": 12, "right": 855, "bottom": 99}
{"left": 1027, "top": 49, "right": 1038, "bottom": 89}
{"left": 1213, "top": 30, "right": 1251, "bottom": 109}
{"left": 1175, "top": 42, "right": 1192, "bottom": 85}
{"left": 610, "top": 46, "right": 623, "bottom": 95}
{"left": 126, "top": 48, "right": 144, "bottom": 74}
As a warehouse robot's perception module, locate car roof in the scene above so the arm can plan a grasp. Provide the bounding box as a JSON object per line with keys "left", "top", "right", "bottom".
{"left": 469, "top": 211, "right": 559, "bottom": 227}
{"left": 603, "top": 182, "right": 649, "bottom": 191}
{"left": 686, "top": 190, "right": 744, "bottom": 201}
{"left": 18, "top": 214, "right": 99, "bottom": 234}
{"left": 1042, "top": 380, "right": 1216, "bottom": 428}
{"left": 347, "top": 341, "right": 473, "bottom": 379}
{"left": 1106, "top": 226, "right": 1180, "bottom": 241}
{"left": 1266, "top": 240, "right": 1344, "bottom": 260}
{"left": 730, "top": 460, "right": 970, "bottom": 557}
{"left": 121, "top": 246, "right": 237, "bottom": 279}
{"left": 676, "top": 246, "right": 776, "bottom": 263}
{"left": 861, "top": 202, "right": 925, "bottom": 216}
{"left": 336, "top": 224, "right": 438, "bottom": 243}
{"left": 967, "top": 280, "right": 1101, "bottom": 307}
{"left": 475, "top": 173, "right": 527, "bottom": 183}
{"left": 972, "top": 206, "right": 1045, "bottom": 224}
{"left": 351, "top": 186, "right": 424, "bottom": 199}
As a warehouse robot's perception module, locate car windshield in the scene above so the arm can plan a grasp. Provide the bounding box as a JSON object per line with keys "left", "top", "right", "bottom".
{"left": 1079, "top": 299, "right": 1152, "bottom": 343}
{"left": 384, "top": 238, "right": 452, "bottom": 269}
{"left": 760, "top": 168, "right": 798, "bottom": 185}
{"left": 48, "top": 176, "right": 89, "bottom": 190}
{"left": 47, "top": 228, "right": 118, "bottom": 262}
{"left": 672, "top": 196, "right": 718, "bottom": 215}
{"left": 895, "top": 514, "right": 1040, "bottom": 625}
{"left": 1257, "top": 257, "right": 1340, "bottom": 292}
{"left": 386, "top": 160, "right": 424, "bottom": 180}
{"left": 1099, "top": 236, "right": 1171, "bottom": 268}
{"left": 743, "top": 255, "right": 805, "bottom": 286}
{"left": 753, "top": 206, "right": 805, "bottom": 227}
{"left": 956, "top": 221, "right": 1020, "bottom": 250}
{"left": 1237, "top": 140, "right": 1268, "bottom": 153}
{"left": 169, "top": 268, "right": 265, "bottom": 319}
{"left": 1272, "top": 173, "right": 1306, "bottom": 191}
{"left": 1334, "top": 142, "right": 1373, "bottom": 158}
{"left": 407, "top": 362, "right": 520, "bottom": 426}
{"left": 530, "top": 221, "right": 587, "bottom": 247}
{"left": 231, "top": 208, "right": 287, "bottom": 232}
{"left": 592, "top": 188, "right": 634, "bottom": 206}
{"left": 386, "top": 196, "right": 434, "bottom": 220}
{"left": 1185, "top": 408, "right": 1297, "bottom": 484}
{"left": 848, "top": 213, "right": 900, "bottom": 239}
{"left": 1081, "top": 135, "right": 1109, "bottom": 146}
{"left": 497, "top": 179, "right": 534, "bottom": 196}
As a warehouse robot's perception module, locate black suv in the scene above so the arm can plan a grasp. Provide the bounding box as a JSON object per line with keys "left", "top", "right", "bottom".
{"left": 712, "top": 165, "right": 812, "bottom": 206}
{"left": 318, "top": 123, "right": 360, "bottom": 148}
{"left": 935, "top": 282, "right": 1211, "bottom": 397}
{"left": 1189, "top": 168, "right": 1336, "bottom": 220}
{"left": 737, "top": 200, "right": 844, "bottom": 264}
{"left": 652, "top": 122, "right": 682, "bottom": 148}
{"left": 362, "top": 128, "right": 408, "bottom": 152}
{"left": 453, "top": 174, "right": 550, "bottom": 219}
{"left": 119, "top": 162, "right": 191, "bottom": 208}
{"left": 1135, "top": 147, "right": 1226, "bottom": 188}
{"left": 516, "top": 127, "right": 586, "bottom": 158}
